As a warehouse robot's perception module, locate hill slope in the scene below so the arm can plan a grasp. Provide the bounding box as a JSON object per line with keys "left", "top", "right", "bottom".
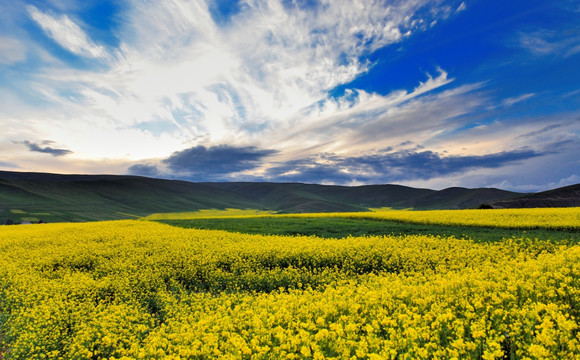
{"left": 489, "top": 183, "right": 580, "bottom": 208}
{"left": 0, "top": 170, "right": 523, "bottom": 223}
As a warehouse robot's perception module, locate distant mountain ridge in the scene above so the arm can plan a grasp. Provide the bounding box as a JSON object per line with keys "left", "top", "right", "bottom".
{"left": 488, "top": 183, "right": 580, "bottom": 208}
{"left": 0, "top": 170, "right": 574, "bottom": 223}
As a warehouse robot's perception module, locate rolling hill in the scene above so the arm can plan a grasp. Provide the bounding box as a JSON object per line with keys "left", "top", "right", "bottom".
{"left": 488, "top": 183, "right": 580, "bottom": 208}
{"left": 0, "top": 170, "right": 527, "bottom": 223}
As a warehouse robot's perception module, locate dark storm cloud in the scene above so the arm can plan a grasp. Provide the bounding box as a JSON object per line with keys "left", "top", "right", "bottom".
{"left": 129, "top": 145, "right": 277, "bottom": 181}
{"left": 21, "top": 140, "right": 73, "bottom": 157}
{"left": 127, "top": 163, "right": 160, "bottom": 177}
{"left": 163, "top": 145, "right": 277, "bottom": 176}
{"left": 127, "top": 145, "right": 546, "bottom": 184}
{"left": 265, "top": 148, "right": 544, "bottom": 184}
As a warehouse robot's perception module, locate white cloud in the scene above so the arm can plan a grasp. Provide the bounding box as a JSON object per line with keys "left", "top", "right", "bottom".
{"left": 262, "top": 69, "right": 461, "bottom": 157}
{"left": 13, "top": 0, "right": 569, "bottom": 189}
{"left": 400, "top": 155, "right": 580, "bottom": 192}
{"left": 517, "top": 29, "right": 580, "bottom": 58}
{"left": 487, "top": 170, "right": 580, "bottom": 193}
{"left": 45, "top": 0, "right": 86, "bottom": 12}
{"left": 17, "top": 0, "right": 452, "bottom": 159}
{"left": 0, "top": 37, "right": 26, "bottom": 65}
{"left": 399, "top": 115, "right": 580, "bottom": 191}
{"left": 456, "top": 2, "right": 467, "bottom": 12}
{"left": 565, "top": 43, "right": 580, "bottom": 57}
{"left": 518, "top": 30, "right": 557, "bottom": 55}
{"left": 502, "top": 93, "right": 535, "bottom": 107}
{"left": 27, "top": 5, "right": 108, "bottom": 59}
{"left": 489, "top": 175, "right": 580, "bottom": 193}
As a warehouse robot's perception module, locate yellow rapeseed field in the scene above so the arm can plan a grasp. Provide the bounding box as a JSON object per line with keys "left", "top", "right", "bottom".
{"left": 285, "top": 207, "right": 580, "bottom": 230}
{"left": 0, "top": 209, "right": 579, "bottom": 359}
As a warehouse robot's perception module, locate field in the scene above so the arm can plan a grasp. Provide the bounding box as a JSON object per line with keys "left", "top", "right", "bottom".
{"left": 0, "top": 208, "right": 579, "bottom": 359}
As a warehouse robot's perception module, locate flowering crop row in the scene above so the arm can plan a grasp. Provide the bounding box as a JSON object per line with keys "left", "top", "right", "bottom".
{"left": 0, "top": 218, "right": 579, "bottom": 359}
{"left": 280, "top": 207, "right": 580, "bottom": 230}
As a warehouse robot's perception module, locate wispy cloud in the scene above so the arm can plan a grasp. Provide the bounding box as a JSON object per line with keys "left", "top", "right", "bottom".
{"left": 518, "top": 30, "right": 555, "bottom": 55}
{"left": 268, "top": 74, "right": 482, "bottom": 158}
{"left": 502, "top": 93, "right": 535, "bottom": 107}
{"left": 21, "top": 140, "right": 73, "bottom": 157}
{"left": 0, "top": 37, "right": 26, "bottom": 65}
{"left": 517, "top": 123, "right": 566, "bottom": 138}
{"left": 109, "top": 0, "right": 440, "bottom": 135}
{"left": 517, "top": 29, "right": 580, "bottom": 58}
{"left": 0, "top": 161, "right": 19, "bottom": 168}
{"left": 27, "top": 5, "right": 108, "bottom": 59}
{"left": 565, "top": 44, "right": 580, "bottom": 57}
{"left": 490, "top": 174, "right": 580, "bottom": 193}
{"left": 16, "top": 0, "right": 463, "bottom": 162}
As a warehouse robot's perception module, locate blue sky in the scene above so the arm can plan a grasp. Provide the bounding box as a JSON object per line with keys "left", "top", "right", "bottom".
{"left": 0, "top": 0, "right": 579, "bottom": 191}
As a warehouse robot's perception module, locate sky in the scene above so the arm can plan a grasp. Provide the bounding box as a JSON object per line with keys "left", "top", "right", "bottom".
{"left": 0, "top": 0, "right": 579, "bottom": 192}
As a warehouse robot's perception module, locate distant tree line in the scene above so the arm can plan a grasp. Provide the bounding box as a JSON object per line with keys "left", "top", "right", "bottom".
{"left": 2, "top": 219, "right": 46, "bottom": 225}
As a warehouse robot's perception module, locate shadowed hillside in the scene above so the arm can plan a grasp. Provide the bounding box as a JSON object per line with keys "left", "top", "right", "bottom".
{"left": 0, "top": 170, "right": 524, "bottom": 223}
{"left": 489, "top": 183, "right": 580, "bottom": 208}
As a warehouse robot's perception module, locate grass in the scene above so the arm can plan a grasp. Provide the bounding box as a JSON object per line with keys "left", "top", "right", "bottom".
{"left": 157, "top": 216, "right": 579, "bottom": 243}
{"left": 0, "top": 171, "right": 527, "bottom": 222}
{"left": 144, "top": 208, "right": 277, "bottom": 220}
{"left": 0, "top": 176, "right": 266, "bottom": 223}
{"left": 0, "top": 207, "right": 142, "bottom": 224}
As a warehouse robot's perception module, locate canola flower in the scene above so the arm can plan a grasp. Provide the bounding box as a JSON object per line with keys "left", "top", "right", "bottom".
{"left": 0, "top": 218, "right": 579, "bottom": 359}
{"left": 281, "top": 207, "right": 580, "bottom": 230}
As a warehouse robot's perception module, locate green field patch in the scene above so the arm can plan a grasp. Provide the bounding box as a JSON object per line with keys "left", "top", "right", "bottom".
{"left": 144, "top": 208, "right": 277, "bottom": 220}
{"left": 158, "top": 216, "right": 579, "bottom": 243}
{"left": 116, "top": 212, "right": 142, "bottom": 218}
{"left": 10, "top": 209, "right": 26, "bottom": 214}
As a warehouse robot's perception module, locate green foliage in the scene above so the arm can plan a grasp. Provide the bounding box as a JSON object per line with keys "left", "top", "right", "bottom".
{"left": 144, "top": 208, "right": 276, "bottom": 220}
{"left": 158, "top": 216, "right": 579, "bottom": 243}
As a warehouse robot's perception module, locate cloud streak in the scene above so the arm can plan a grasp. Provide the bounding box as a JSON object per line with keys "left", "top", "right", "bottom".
{"left": 265, "top": 68, "right": 464, "bottom": 157}
{"left": 27, "top": 5, "right": 108, "bottom": 59}
{"left": 502, "top": 93, "right": 535, "bottom": 107}
{"left": 21, "top": 140, "right": 73, "bottom": 157}
{"left": 263, "top": 148, "right": 543, "bottom": 184}
{"left": 0, "top": 161, "right": 19, "bottom": 168}
{"left": 0, "top": 37, "right": 27, "bottom": 65}
{"left": 517, "top": 28, "right": 580, "bottom": 58}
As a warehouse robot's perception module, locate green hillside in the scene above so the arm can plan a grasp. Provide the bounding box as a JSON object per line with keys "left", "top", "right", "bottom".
{"left": 489, "top": 183, "right": 580, "bottom": 208}
{"left": 0, "top": 170, "right": 523, "bottom": 223}
{"left": 0, "top": 174, "right": 255, "bottom": 223}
